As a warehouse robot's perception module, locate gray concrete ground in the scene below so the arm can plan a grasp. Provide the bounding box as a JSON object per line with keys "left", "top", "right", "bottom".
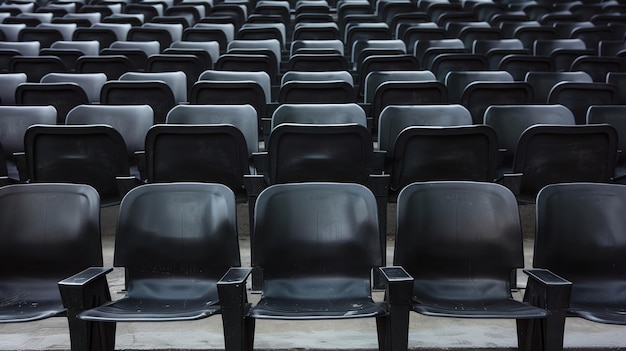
{"left": 1, "top": 203, "right": 625, "bottom": 351}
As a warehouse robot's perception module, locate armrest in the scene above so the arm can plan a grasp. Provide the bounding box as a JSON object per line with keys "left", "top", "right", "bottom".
{"left": 496, "top": 172, "right": 522, "bottom": 196}
{"left": 379, "top": 266, "right": 413, "bottom": 305}
{"left": 261, "top": 117, "right": 272, "bottom": 142}
{"left": 134, "top": 150, "right": 146, "bottom": 180}
{"left": 497, "top": 148, "right": 507, "bottom": 169}
{"left": 116, "top": 176, "right": 144, "bottom": 199}
{"left": 58, "top": 267, "right": 113, "bottom": 310}
{"left": 367, "top": 173, "right": 390, "bottom": 197}
{"left": 523, "top": 268, "right": 572, "bottom": 310}
{"left": 372, "top": 150, "right": 386, "bottom": 174}
{"left": 243, "top": 174, "right": 268, "bottom": 198}
{"left": 217, "top": 267, "right": 252, "bottom": 309}
{"left": 250, "top": 152, "right": 269, "bottom": 176}
{"left": 13, "top": 152, "right": 27, "bottom": 182}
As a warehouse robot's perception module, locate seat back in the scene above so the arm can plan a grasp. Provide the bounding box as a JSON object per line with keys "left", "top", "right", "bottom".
{"left": 0, "top": 183, "right": 102, "bottom": 320}
{"left": 15, "top": 82, "right": 90, "bottom": 124}
{"left": 100, "top": 80, "right": 177, "bottom": 124}
{"left": 165, "top": 104, "right": 258, "bottom": 157}
{"left": 390, "top": 125, "right": 499, "bottom": 191}
{"left": 65, "top": 104, "right": 154, "bottom": 159}
{"left": 24, "top": 124, "right": 131, "bottom": 206}
{"left": 115, "top": 182, "right": 240, "bottom": 294}
{"left": 253, "top": 182, "right": 381, "bottom": 298}
{"left": 483, "top": 104, "right": 576, "bottom": 171}
{"left": 394, "top": 181, "right": 524, "bottom": 301}
{"left": 271, "top": 103, "right": 367, "bottom": 129}
{"left": 460, "top": 82, "right": 534, "bottom": 124}
{"left": 512, "top": 124, "right": 618, "bottom": 200}
{"left": 547, "top": 82, "right": 618, "bottom": 124}
{"left": 267, "top": 123, "right": 373, "bottom": 185}
{"left": 534, "top": 182, "right": 626, "bottom": 323}
{"left": 377, "top": 104, "right": 473, "bottom": 153}
{"left": 144, "top": 125, "right": 251, "bottom": 200}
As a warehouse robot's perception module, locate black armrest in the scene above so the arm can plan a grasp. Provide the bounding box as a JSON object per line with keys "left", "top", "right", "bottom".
{"left": 134, "top": 150, "right": 146, "bottom": 180}
{"left": 498, "top": 148, "right": 506, "bottom": 169}
{"left": 58, "top": 267, "right": 113, "bottom": 311}
{"left": 367, "top": 173, "right": 390, "bottom": 197}
{"left": 58, "top": 267, "right": 115, "bottom": 351}
{"left": 250, "top": 152, "right": 269, "bottom": 176}
{"left": 519, "top": 268, "right": 572, "bottom": 351}
{"left": 261, "top": 117, "right": 272, "bottom": 142}
{"left": 523, "top": 268, "right": 572, "bottom": 310}
{"left": 116, "top": 175, "right": 144, "bottom": 199}
{"left": 379, "top": 266, "right": 413, "bottom": 305}
{"left": 243, "top": 174, "right": 268, "bottom": 198}
{"left": 13, "top": 152, "right": 27, "bottom": 182}
{"left": 372, "top": 150, "right": 386, "bottom": 174}
{"left": 217, "top": 267, "right": 253, "bottom": 351}
{"left": 496, "top": 172, "right": 522, "bottom": 196}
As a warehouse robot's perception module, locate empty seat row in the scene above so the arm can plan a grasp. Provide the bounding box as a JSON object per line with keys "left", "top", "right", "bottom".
{"left": 4, "top": 178, "right": 626, "bottom": 349}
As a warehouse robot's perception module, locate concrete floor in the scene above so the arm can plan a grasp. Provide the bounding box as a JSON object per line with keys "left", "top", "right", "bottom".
{"left": 1, "top": 203, "right": 626, "bottom": 351}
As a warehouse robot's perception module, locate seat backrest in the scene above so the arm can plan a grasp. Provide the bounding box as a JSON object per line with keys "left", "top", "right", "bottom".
{"left": 278, "top": 80, "right": 356, "bottom": 104}
{"left": 15, "top": 82, "right": 90, "bottom": 124}
{"left": 0, "top": 72, "right": 26, "bottom": 104}
{"left": 377, "top": 104, "right": 473, "bottom": 153}
{"left": 512, "top": 124, "right": 618, "bottom": 200}
{"left": 40, "top": 72, "right": 107, "bottom": 103}
{"left": 483, "top": 104, "right": 575, "bottom": 170}
{"left": 75, "top": 55, "right": 135, "bottom": 80}
{"left": 0, "top": 183, "right": 103, "bottom": 279}
{"left": 115, "top": 182, "right": 240, "bottom": 287}
{"left": 24, "top": 124, "right": 131, "bottom": 205}
{"left": 119, "top": 71, "right": 187, "bottom": 104}
{"left": 364, "top": 70, "right": 436, "bottom": 103}
{"left": 444, "top": 70, "right": 514, "bottom": 103}
{"left": 143, "top": 125, "right": 250, "bottom": 199}
{"left": 394, "top": 181, "right": 524, "bottom": 300}
{"left": 0, "top": 106, "right": 57, "bottom": 161}
{"left": 9, "top": 56, "right": 69, "bottom": 83}
{"left": 389, "top": 125, "right": 499, "bottom": 191}
{"left": 547, "top": 82, "right": 618, "bottom": 124}
{"left": 100, "top": 80, "right": 177, "bottom": 124}
{"left": 166, "top": 104, "right": 258, "bottom": 156}
{"left": 271, "top": 103, "right": 367, "bottom": 129}
{"left": 198, "top": 70, "right": 271, "bottom": 103}
{"left": 430, "top": 53, "right": 488, "bottom": 82}
{"left": 525, "top": 71, "right": 593, "bottom": 103}
{"left": 65, "top": 104, "right": 154, "bottom": 158}
{"left": 534, "top": 182, "right": 626, "bottom": 320}
{"left": 586, "top": 105, "right": 626, "bottom": 167}
{"left": 267, "top": 123, "right": 374, "bottom": 185}
{"left": 253, "top": 182, "right": 381, "bottom": 298}
{"left": 460, "top": 81, "right": 534, "bottom": 124}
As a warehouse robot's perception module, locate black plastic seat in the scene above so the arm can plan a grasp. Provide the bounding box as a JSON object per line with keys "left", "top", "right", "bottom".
{"left": 8, "top": 55, "right": 68, "bottom": 82}
{"left": 377, "top": 104, "right": 473, "bottom": 156}
{"left": 66, "top": 182, "right": 250, "bottom": 351}
{"left": 142, "top": 124, "right": 253, "bottom": 203}
{"left": 145, "top": 53, "right": 205, "bottom": 93}
{"left": 238, "top": 182, "right": 412, "bottom": 351}
{"left": 15, "top": 82, "right": 89, "bottom": 124}
{"left": 40, "top": 72, "right": 107, "bottom": 104}
{"left": 65, "top": 104, "right": 154, "bottom": 181}
{"left": 394, "top": 181, "right": 571, "bottom": 351}
{"left": 429, "top": 53, "right": 488, "bottom": 82}
{"left": 0, "top": 183, "right": 111, "bottom": 351}
{"left": 100, "top": 80, "right": 177, "bottom": 124}
{"left": 586, "top": 105, "right": 626, "bottom": 183}
{"left": 483, "top": 104, "right": 576, "bottom": 175}
{"left": 524, "top": 71, "right": 593, "bottom": 104}
{"left": 386, "top": 125, "right": 499, "bottom": 195}
{"left": 245, "top": 123, "right": 389, "bottom": 288}
{"left": 76, "top": 55, "right": 136, "bottom": 80}
{"left": 547, "top": 82, "right": 618, "bottom": 125}
{"left": 0, "top": 105, "right": 57, "bottom": 182}
{"left": 23, "top": 124, "right": 133, "bottom": 206}
{"left": 534, "top": 182, "right": 626, "bottom": 326}
{"left": 460, "top": 81, "right": 534, "bottom": 124}
{"left": 215, "top": 53, "right": 279, "bottom": 85}
{"left": 504, "top": 124, "right": 618, "bottom": 203}
{"left": 497, "top": 54, "right": 555, "bottom": 81}
{"left": 569, "top": 56, "right": 624, "bottom": 83}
